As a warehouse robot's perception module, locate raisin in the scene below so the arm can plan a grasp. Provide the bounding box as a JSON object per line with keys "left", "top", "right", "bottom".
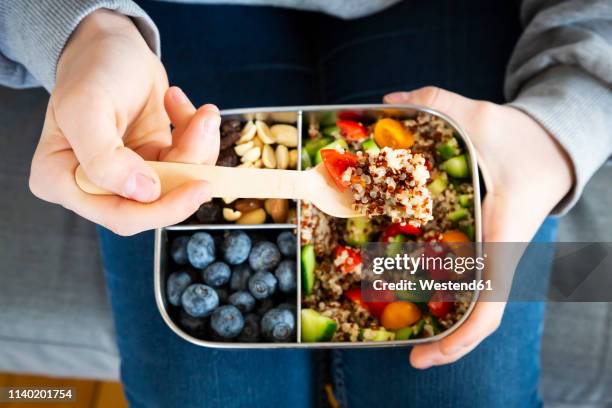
{"left": 219, "top": 130, "right": 241, "bottom": 150}
{"left": 216, "top": 148, "right": 239, "bottom": 167}
{"left": 196, "top": 201, "right": 222, "bottom": 223}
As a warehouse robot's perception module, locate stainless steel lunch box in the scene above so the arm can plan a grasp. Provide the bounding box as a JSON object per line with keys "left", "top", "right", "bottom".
{"left": 154, "top": 104, "right": 482, "bottom": 348}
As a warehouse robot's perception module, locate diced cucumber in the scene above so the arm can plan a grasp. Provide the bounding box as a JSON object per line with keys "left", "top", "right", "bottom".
{"left": 361, "top": 138, "right": 380, "bottom": 155}
{"left": 360, "top": 328, "right": 396, "bottom": 342}
{"left": 394, "top": 326, "right": 413, "bottom": 340}
{"left": 396, "top": 283, "right": 432, "bottom": 303}
{"left": 385, "top": 234, "right": 406, "bottom": 257}
{"left": 411, "top": 319, "right": 425, "bottom": 337}
{"left": 314, "top": 139, "right": 349, "bottom": 165}
{"left": 460, "top": 224, "right": 475, "bottom": 241}
{"left": 319, "top": 111, "right": 337, "bottom": 127}
{"left": 427, "top": 173, "right": 448, "bottom": 197}
{"left": 322, "top": 125, "right": 340, "bottom": 138}
{"left": 440, "top": 155, "right": 469, "bottom": 179}
{"left": 447, "top": 208, "right": 469, "bottom": 223}
{"left": 301, "top": 309, "right": 337, "bottom": 342}
{"left": 301, "top": 244, "right": 316, "bottom": 296}
{"left": 304, "top": 136, "right": 333, "bottom": 158}
{"left": 436, "top": 137, "right": 461, "bottom": 160}
{"left": 301, "top": 149, "right": 312, "bottom": 170}
{"left": 345, "top": 217, "right": 373, "bottom": 246}
{"left": 458, "top": 194, "right": 473, "bottom": 208}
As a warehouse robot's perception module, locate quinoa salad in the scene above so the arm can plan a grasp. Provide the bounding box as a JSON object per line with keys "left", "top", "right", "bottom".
{"left": 300, "top": 111, "right": 476, "bottom": 343}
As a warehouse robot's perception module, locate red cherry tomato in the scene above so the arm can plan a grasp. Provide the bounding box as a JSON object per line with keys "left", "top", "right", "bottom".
{"left": 337, "top": 120, "right": 369, "bottom": 142}
{"left": 334, "top": 245, "right": 362, "bottom": 274}
{"left": 337, "top": 110, "right": 363, "bottom": 122}
{"left": 427, "top": 290, "right": 454, "bottom": 318}
{"left": 345, "top": 287, "right": 396, "bottom": 318}
{"left": 320, "top": 149, "right": 359, "bottom": 191}
{"left": 380, "top": 223, "right": 422, "bottom": 242}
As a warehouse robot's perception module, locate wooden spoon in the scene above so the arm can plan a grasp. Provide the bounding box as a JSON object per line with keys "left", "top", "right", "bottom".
{"left": 75, "top": 161, "right": 361, "bottom": 218}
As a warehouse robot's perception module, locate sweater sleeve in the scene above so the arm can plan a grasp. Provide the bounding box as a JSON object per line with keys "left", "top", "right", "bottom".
{"left": 0, "top": 0, "right": 160, "bottom": 92}
{"left": 505, "top": 0, "right": 612, "bottom": 214}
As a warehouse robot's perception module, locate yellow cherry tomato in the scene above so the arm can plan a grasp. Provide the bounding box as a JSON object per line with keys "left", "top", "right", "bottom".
{"left": 380, "top": 301, "right": 422, "bottom": 330}
{"left": 374, "top": 118, "right": 414, "bottom": 149}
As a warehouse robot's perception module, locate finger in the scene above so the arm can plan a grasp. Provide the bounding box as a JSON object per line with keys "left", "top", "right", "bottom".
{"left": 53, "top": 92, "right": 161, "bottom": 202}
{"left": 384, "top": 86, "right": 483, "bottom": 128}
{"left": 48, "top": 150, "right": 210, "bottom": 236}
{"left": 410, "top": 301, "right": 506, "bottom": 369}
{"left": 164, "top": 86, "right": 196, "bottom": 130}
{"left": 161, "top": 104, "right": 221, "bottom": 165}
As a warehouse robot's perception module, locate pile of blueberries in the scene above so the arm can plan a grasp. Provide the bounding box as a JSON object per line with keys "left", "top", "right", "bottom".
{"left": 166, "top": 229, "right": 297, "bottom": 342}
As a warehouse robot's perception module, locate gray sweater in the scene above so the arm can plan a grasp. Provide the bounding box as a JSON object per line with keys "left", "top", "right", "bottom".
{"left": 1, "top": 0, "right": 611, "bottom": 213}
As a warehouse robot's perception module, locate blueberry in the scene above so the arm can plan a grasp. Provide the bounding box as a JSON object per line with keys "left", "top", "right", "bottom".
{"left": 228, "top": 291, "right": 256, "bottom": 313}
{"left": 215, "top": 287, "right": 229, "bottom": 303}
{"left": 238, "top": 314, "right": 260, "bottom": 342}
{"left": 276, "top": 231, "right": 297, "bottom": 257}
{"left": 230, "top": 263, "right": 252, "bottom": 292}
{"left": 170, "top": 236, "right": 190, "bottom": 265}
{"left": 187, "top": 232, "right": 216, "bottom": 269}
{"left": 248, "top": 271, "right": 277, "bottom": 300}
{"left": 211, "top": 305, "right": 244, "bottom": 338}
{"left": 203, "top": 262, "right": 231, "bottom": 287}
{"left": 261, "top": 308, "right": 295, "bottom": 342}
{"left": 248, "top": 241, "right": 281, "bottom": 271}
{"left": 178, "top": 309, "right": 208, "bottom": 338}
{"left": 221, "top": 231, "right": 252, "bottom": 265}
{"left": 166, "top": 270, "right": 193, "bottom": 306}
{"left": 181, "top": 284, "right": 219, "bottom": 317}
{"left": 274, "top": 260, "right": 296, "bottom": 293}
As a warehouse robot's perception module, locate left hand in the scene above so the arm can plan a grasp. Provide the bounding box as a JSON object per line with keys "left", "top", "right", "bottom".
{"left": 384, "top": 87, "right": 573, "bottom": 369}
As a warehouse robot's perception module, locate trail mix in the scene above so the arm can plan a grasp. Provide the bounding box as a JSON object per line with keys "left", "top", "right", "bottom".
{"left": 185, "top": 114, "right": 299, "bottom": 225}
{"left": 300, "top": 111, "right": 476, "bottom": 342}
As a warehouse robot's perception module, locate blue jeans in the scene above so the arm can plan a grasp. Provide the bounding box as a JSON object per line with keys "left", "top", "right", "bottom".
{"left": 100, "top": 1, "right": 556, "bottom": 407}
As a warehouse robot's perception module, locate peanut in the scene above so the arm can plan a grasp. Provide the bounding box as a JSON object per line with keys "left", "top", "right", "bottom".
{"left": 270, "top": 124, "right": 298, "bottom": 147}
{"left": 288, "top": 149, "right": 298, "bottom": 169}
{"left": 262, "top": 144, "right": 276, "bottom": 168}
{"left": 275, "top": 145, "right": 289, "bottom": 169}
{"left": 255, "top": 120, "right": 275, "bottom": 144}
{"left": 241, "top": 146, "right": 261, "bottom": 163}
{"left": 238, "top": 120, "right": 257, "bottom": 143}
{"left": 234, "top": 141, "right": 254, "bottom": 156}
{"left": 236, "top": 208, "right": 267, "bottom": 224}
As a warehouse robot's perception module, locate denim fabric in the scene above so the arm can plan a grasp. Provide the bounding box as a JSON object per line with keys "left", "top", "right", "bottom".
{"left": 99, "top": 1, "right": 558, "bottom": 407}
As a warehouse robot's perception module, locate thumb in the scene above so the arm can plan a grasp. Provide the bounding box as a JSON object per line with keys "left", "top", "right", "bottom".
{"left": 384, "top": 86, "right": 480, "bottom": 126}
{"left": 55, "top": 95, "right": 161, "bottom": 202}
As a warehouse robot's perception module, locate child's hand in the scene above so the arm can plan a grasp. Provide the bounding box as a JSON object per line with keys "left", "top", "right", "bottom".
{"left": 385, "top": 87, "right": 573, "bottom": 368}
{"left": 29, "top": 10, "right": 220, "bottom": 236}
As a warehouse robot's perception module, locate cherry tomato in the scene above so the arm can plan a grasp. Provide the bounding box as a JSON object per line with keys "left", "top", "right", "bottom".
{"left": 380, "top": 301, "right": 422, "bottom": 330}
{"left": 380, "top": 223, "right": 422, "bottom": 242}
{"left": 337, "top": 110, "right": 364, "bottom": 121}
{"left": 427, "top": 291, "right": 455, "bottom": 318}
{"left": 374, "top": 118, "right": 414, "bottom": 149}
{"left": 320, "top": 149, "right": 358, "bottom": 191}
{"left": 345, "top": 287, "right": 395, "bottom": 318}
{"left": 337, "top": 120, "right": 369, "bottom": 142}
{"left": 334, "top": 245, "right": 362, "bottom": 274}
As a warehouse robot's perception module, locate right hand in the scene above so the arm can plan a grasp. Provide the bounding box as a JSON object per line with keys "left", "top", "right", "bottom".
{"left": 29, "top": 9, "right": 220, "bottom": 236}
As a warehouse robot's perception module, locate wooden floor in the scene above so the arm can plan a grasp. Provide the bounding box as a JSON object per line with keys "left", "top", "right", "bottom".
{"left": 0, "top": 373, "right": 127, "bottom": 408}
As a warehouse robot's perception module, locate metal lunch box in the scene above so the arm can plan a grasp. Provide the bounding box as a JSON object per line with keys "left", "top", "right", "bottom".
{"left": 154, "top": 104, "right": 483, "bottom": 348}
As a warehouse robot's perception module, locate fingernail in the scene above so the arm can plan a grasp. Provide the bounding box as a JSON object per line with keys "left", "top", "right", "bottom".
{"left": 385, "top": 92, "right": 411, "bottom": 103}
{"left": 170, "top": 87, "right": 189, "bottom": 104}
{"left": 417, "top": 360, "right": 434, "bottom": 370}
{"left": 203, "top": 104, "right": 219, "bottom": 113}
{"left": 123, "top": 172, "right": 158, "bottom": 201}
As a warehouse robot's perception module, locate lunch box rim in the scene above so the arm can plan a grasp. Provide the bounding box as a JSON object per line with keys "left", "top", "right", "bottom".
{"left": 154, "top": 103, "right": 483, "bottom": 349}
